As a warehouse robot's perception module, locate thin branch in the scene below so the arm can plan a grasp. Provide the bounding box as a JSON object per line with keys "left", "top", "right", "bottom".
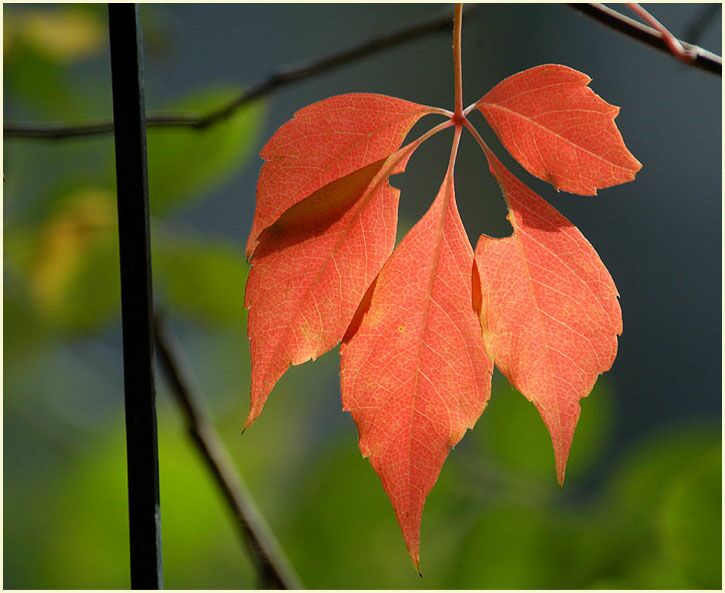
{"left": 153, "top": 314, "right": 303, "bottom": 590}
{"left": 568, "top": 3, "right": 722, "bottom": 76}
{"left": 627, "top": 3, "right": 696, "bottom": 63}
{"left": 9, "top": 3, "right": 719, "bottom": 142}
{"left": 5, "top": 5, "right": 479, "bottom": 141}
{"left": 452, "top": 4, "right": 464, "bottom": 120}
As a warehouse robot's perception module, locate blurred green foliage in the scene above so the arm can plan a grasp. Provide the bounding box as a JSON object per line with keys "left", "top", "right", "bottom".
{"left": 153, "top": 233, "right": 248, "bottom": 327}
{"left": 4, "top": 4, "right": 721, "bottom": 590}
{"left": 5, "top": 362, "right": 721, "bottom": 588}
{"left": 478, "top": 378, "right": 613, "bottom": 482}
{"left": 145, "top": 88, "right": 263, "bottom": 214}
{"left": 4, "top": 5, "right": 106, "bottom": 116}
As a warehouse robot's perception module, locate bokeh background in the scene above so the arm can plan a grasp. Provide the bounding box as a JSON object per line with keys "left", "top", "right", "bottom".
{"left": 4, "top": 3, "right": 721, "bottom": 589}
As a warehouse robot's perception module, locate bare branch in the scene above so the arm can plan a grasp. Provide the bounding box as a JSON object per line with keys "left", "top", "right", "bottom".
{"left": 5, "top": 5, "right": 478, "bottom": 141}
{"left": 154, "top": 314, "right": 303, "bottom": 590}
{"left": 7, "top": 4, "right": 718, "bottom": 142}
{"left": 627, "top": 3, "right": 697, "bottom": 64}
{"left": 568, "top": 3, "right": 722, "bottom": 76}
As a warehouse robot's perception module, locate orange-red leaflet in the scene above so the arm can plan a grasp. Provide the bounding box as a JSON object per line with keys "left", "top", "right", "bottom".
{"left": 472, "top": 133, "right": 622, "bottom": 484}
{"left": 245, "top": 94, "right": 448, "bottom": 427}
{"left": 247, "top": 94, "right": 440, "bottom": 258}
{"left": 474, "top": 64, "right": 642, "bottom": 195}
{"left": 340, "top": 128, "right": 492, "bottom": 569}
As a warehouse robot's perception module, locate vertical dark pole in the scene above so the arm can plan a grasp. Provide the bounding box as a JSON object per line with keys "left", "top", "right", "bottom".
{"left": 108, "top": 4, "right": 163, "bottom": 588}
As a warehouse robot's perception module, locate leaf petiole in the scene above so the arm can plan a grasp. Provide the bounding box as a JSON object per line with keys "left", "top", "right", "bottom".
{"left": 627, "top": 3, "right": 697, "bottom": 63}
{"left": 396, "top": 118, "right": 455, "bottom": 160}
{"left": 453, "top": 3, "right": 464, "bottom": 121}
{"left": 463, "top": 101, "right": 478, "bottom": 117}
{"left": 447, "top": 125, "right": 463, "bottom": 175}
{"left": 461, "top": 118, "right": 492, "bottom": 156}
{"left": 428, "top": 106, "right": 455, "bottom": 118}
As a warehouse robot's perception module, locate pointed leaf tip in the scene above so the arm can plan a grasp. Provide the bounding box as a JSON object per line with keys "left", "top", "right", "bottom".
{"left": 341, "top": 160, "right": 493, "bottom": 573}
{"left": 475, "top": 148, "right": 621, "bottom": 483}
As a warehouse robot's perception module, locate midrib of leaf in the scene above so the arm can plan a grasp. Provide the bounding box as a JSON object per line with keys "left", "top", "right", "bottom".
{"left": 403, "top": 137, "right": 461, "bottom": 503}
{"left": 407, "top": 185, "right": 449, "bottom": 479}
{"left": 505, "top": 201, "right": 566, "bottom": 441}
{"left": 482, "top": 102, "right": 634, "bottom": 172}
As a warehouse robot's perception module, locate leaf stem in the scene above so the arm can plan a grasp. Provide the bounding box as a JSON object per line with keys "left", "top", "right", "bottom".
{"left": 463, "top": 101, "right": 478, "bottom": 117}
{"left": 430, "top": 107, "right": 455, "bottom": 118}
{"left": 453, "top": 3, "right": 464, "bottom": 122}
{"left": 448, "top": 126, "right": 463, "bottom": 174}
{"left": 462, "top": 118, "right": 492, "bottom": 158}
{"left": 411, "top": 118, "right": 455, "bottom": 149}
{"left": 389, "top": 119, "right": 455, "bottom": 170}
{"left": 627, "top": 3, "right": 696, "bottom": 63}
{"left": 369, "top": 119, "right": 454, "bottom": 187}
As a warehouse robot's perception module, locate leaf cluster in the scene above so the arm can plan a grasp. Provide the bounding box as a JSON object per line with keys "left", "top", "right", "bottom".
{"left": 244, "top": 58, "right": 642, "bottom": 565}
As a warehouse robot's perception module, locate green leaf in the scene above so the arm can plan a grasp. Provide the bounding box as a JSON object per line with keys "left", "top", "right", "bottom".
{"left": 10, "top": 186, "right": 249, "bottom": 335}
{"left": 4, "top": 49, "right": 69, "bottom": 115}
{"left": 42, "top": 421, "right": 256, "bottom": 588}
{"left": 447, "top": 505, "right": 608, "bottom": 588}
{"left": 597, "top": 427, "right": 720, "bottom": 588}
{"left": 659, "top": 449, "right": 721, "bottom": 587}
{"left": 478, "top": 376, "right": 613, "bottom": 482}
{"left": 153, "top": 233, "right": 246, "bottom": 327}
{"left": 4, "top": 7, "right": 105, "bottom": 64}
{"left": 146, "top": 88, "right": 264, "bottom": 214}
{"left": 4, "top": 7, "right": 107, "bottom": 118}
{"left": 3, "top": 291, "right": 49, "bottom": 364}
{"left": 608, "top": 426, "right": 720, "bottom": 520}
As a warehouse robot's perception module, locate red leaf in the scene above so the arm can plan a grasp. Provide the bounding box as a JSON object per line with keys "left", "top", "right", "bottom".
{"left": 340, "top": 131, "right": 493, "bottom": 568}
{"left": 245, "top": 140, "right": 425, "bottom": 428}
{"left": 244, "top": 94, "right": 438, "bottom": 427}
{"left": 476, "top": 64, "right": 642, "bottom": 195}
{"left": 474, "top": 146, "right": 622, "bottom": 483}
{"left": 246, "top": 93, "right": 436, "bottom": 257}
{"left": 245, "top": 94, "right": 430, "bottom": 426}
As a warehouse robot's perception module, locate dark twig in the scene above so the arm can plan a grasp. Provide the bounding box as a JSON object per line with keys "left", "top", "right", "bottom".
{"left": 568, "top": 3, "right": 722, "bottom": 76}
{"left": 154, "top": 314, "right": 303, "bottom": 590}
{"left": 5, "top": 5, "right": 478, "bottom": 141}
